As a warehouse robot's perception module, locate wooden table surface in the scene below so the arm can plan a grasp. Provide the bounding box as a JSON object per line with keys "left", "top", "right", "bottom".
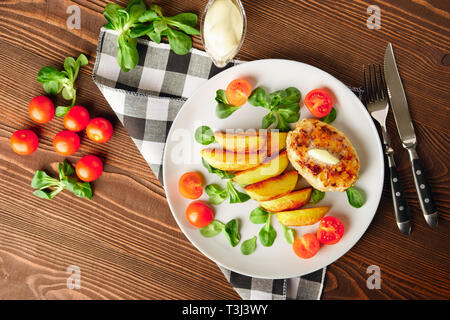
{"left": 0, "top": 0, "right": 448, "bottom": 300}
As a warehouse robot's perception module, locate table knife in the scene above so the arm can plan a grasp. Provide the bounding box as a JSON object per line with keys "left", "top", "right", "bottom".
{"left": 383, "top": 43, "right": 438, "bottom": 228}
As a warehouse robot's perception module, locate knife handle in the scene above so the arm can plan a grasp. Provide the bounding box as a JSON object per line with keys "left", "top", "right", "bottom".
{"left": 386, "top": 153, "right": 411, "bottom": 235}
{"left": 381, "top": 126, "right": 411, "bottom": 234}
{"left": 407, "top": 148, "right": 438, "bottom": 228}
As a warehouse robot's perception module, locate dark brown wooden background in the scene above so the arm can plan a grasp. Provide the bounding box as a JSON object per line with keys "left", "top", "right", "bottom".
{"left": 0, "top": 0, "right": 448, "bottom": 300}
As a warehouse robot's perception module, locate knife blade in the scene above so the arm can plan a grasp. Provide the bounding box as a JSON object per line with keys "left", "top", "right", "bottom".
{"left": 383, "top": 43, "right": 438, "bottom": 228}
{"left": 383, "top": 43, "right": 416, "bottom": 148}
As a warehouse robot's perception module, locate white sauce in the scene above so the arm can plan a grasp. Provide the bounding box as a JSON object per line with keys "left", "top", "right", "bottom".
{"left": 307, "top": 149, "right": 340, "bottom": 165}
{"left": 203, "top": 0, "right": 243, "bottom": 66}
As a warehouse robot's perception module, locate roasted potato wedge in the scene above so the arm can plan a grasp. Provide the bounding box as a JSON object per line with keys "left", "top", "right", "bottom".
{"left": 276, "top": 206, "right": 328, "bottom": 226}
{"left": 214, "top": 131, "right": 266, "bottom": 153}
{"left": 260, "top": 187, "right": 312, "bottom": 212}
{"left": 201, "top": 148, "right": 266, "bottom": 171}
{"left": 244, "top": 170, "right": 298, "bottom": 201}
{"left": 232, "top": 150, "right": 289, "bottom": 185}
{"left": 214, "top": 130, "right": 287, "bottom": 156}
{"left": 266, "top": 131, "right": 288, "bottom": 156}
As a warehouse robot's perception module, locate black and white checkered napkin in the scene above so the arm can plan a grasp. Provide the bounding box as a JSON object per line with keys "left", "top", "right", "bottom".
{"left": 93, "top": 28, "right": 331, "bottom": 300}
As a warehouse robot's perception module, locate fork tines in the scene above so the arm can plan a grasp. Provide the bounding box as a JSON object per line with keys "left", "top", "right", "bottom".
{"left": 363, "top": 64, "right": 386, "bottom": 103}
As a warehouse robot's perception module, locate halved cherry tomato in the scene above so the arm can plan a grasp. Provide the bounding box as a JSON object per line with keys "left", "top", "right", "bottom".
{"left": 179, "top": 172, "right": 203, "bottom": 199}
{"left": 293, "top": 233, "right": 320, "bottom": 259}
{"left": 28, "top": 96, "right": 55, "bottom": 124}
{"left": 10, "top": 129, "right": 39, "bottom": 155}
{"left": 75, "top": 155, "right": 103, "bottom": 182}
{"left": 53, "top": 130, "right": 80, "bottom": 156}
{"left": 64, "top": 106, "right": 90, "bottom": 132}
{"left": 185, "top": 201, "right": 214, "bottom": 228}
{"left": 225, "top": 79, "right": 253, "bottom": 106}
{"left": 86, "top": 117, "right": 113, "bottom": 143}
{"left": 317, "top": 216, "right": 344, "bottom": 245}
{"left": 304, "top": 89, "right": 333, "bottom": 117}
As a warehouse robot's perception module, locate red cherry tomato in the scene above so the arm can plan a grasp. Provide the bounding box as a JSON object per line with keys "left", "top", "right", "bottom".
{"left": 317, "top": 216, "right": 344, "bottom": 245}
{"left": 75, "top": 155, "right": 103, "bottom": 182}
{"left": 63, "top": 106, "right": 90, "bottom": 132}
{"left": 53, "top": 130, "right": 80, "bottom": 156}
{"left": 185, "top": 201, "right": 214, "bottom": 228}
{"left": 10, "top": 129, "right": 39, "bottom": 155}
{"left": 28, "top": 96, "right": 55, "bottom": 124}
{"left": 293, "top": 233, "right": 320, "bottom": 259}
{"left": 225, "top": 78, "right": 253, "bottom": 106}
{"left": 304, "top": 89, "right": 333, "bottom": 118}
{"left": 179, "top": 172, "right": 203, "bottom": 199}
{"left": 86, "top": 118, "right": 113, "bottom": 143}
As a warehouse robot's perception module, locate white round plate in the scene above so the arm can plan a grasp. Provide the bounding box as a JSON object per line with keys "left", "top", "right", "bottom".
{"left": 163, "top": 59, "right": 384, "bottom": 279}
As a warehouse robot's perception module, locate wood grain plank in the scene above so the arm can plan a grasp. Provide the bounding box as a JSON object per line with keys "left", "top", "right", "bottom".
{"left": 0, "top": 141, "right": 239, "bottom": 299}
{"left": 0, "top": 0, "right": 448, "bottom": 300}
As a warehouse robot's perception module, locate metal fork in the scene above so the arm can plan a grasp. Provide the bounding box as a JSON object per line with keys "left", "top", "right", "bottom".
{"left": 363, "top": 64, "right": 411, "bottom": 235}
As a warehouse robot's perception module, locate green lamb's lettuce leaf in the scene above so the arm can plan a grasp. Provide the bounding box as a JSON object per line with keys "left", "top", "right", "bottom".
{"left": 102, "top": 0, "right": 145, "bottom": 72}
{"left": 320, "top": 107, "right": 337, "bottom": 124}
{"left": 166, "top": 13, "right": 200, "bottom": 35}
{"left": 129, "top": 23, "right": 154, "bottom": 38}
{"left": 248, "top": 87, "right": 270, "bottom": 109}
{"left": 37, "top": 54, "right": 88, "bottom": 116}
{"left": 259, "top": 218, "right": 276, "bottom": 247}
{"left": 31, "top": 170, "right": 60, "bottom": 190}
{"left": 31, "top": 161, "right": 93, "bottom": 200}
{"left": 215, "top": 89, "right": 240, "bottom": 119}
{"left": 138, "top": 10, "right": 159, "bottom": 22}
{"left": 58, "top": 160, "right": 75, "bottom": 179}
{"left": 346, "top": 186, "right": 365, "bottom": 208}
{"left": 281, "top": 224, "right": 295, "bottom": 244}
{"left": 249, "top": 207, "right": 270, "bottom": 224}
{"left": 73, "top": 182, "right": 93, "bottom": 200}
{"left": 199, "top": 218, "right": 242, "bottom": 249}
{"left": 223, "top": 219, "right": 240, "bottom": 247}
{"left": 165, "top": 27, "right": 192, "bottom": 55}
{"left": 37, "top": 67, "right": 65, "bottom": 95}
{"left": 200, "top": 220, "right": 225, "bottom": 237}
{"left": 227, "top": 180, "right": 250, "bottom": 203}
{"left": 117, "top": 34, "right": 139, "bottom": 72}
{"left": 240, "top": 236, "right": 257, "bottom": 255}
{"left": 310, "top": 188, "right": 325, "bottom": 204}
{"left": 199, "top": 218, "right": 241, "bottom": 248}
{"left": 153, "top": 18, "right": 168, "bottom": 34}
{"left": 248, "top": 87, "right": 301, "bottom": 132}
{"left": 103, "top": 1, "right": 199, "bottom": 71}
{"left": 103, "top": 3, "right": 124, "bottom": 28}
{"left": 205, "top": 184, "right": 228, "bottom": 205}
{"left": 201, "top": 157, "right": 234, "bottom": 180}
{"left": 261, "top": 112, "right": 276, "bottom": 129}
{"left": 150, "top": 4, "right": 163, "bottom": 17}
{"left": 194, "top": 126, "right": 215, "bottom": 145}
{"left": 55, "top": 106, "right": 72, "bottom": 117}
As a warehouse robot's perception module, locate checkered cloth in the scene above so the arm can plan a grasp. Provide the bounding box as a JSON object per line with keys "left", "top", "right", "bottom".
{"left": 93, "top": 28, "right": 334, "bottom": 300}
